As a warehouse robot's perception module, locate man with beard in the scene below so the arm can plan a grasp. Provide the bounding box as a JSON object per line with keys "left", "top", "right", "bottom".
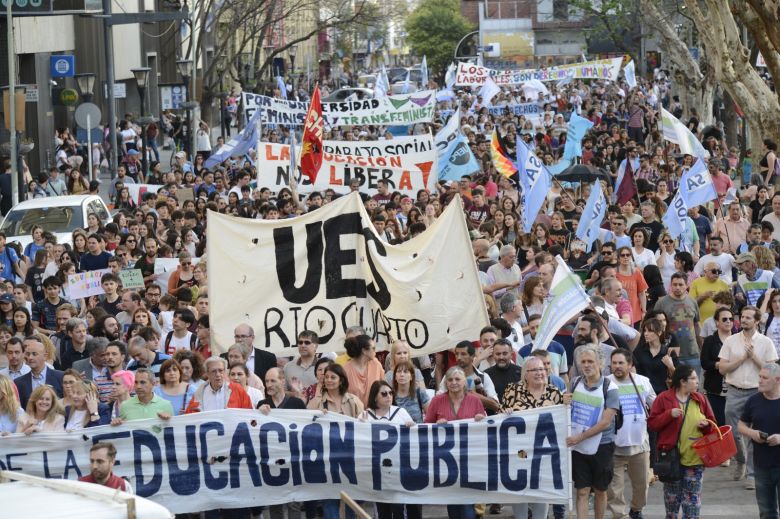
{"left": 93, "top": 315, "right": 121, "bottom": 341}
{"left": 485, "top": 339, "right": 521, "bottom": 405}
{"left": 104, "top": 341, "right": 127, "bottom": 383}
{"left": 606, "top": 349, "right": 656, "bottom": 519}
{"left": 79, "top": 442, "right": 133, "bottom": 493}
{"left": 135, "top": 237, "right": 159, "bottom": 287}
{"left": 570, "top": 314, "right": 614, "bottom": 380}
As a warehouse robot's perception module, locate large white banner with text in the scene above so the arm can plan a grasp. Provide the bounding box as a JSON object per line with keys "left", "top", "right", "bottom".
{"left": 454, "top": 57, "right": 624, "bottom": 86}
{"left": 207, "top": 193, "right": 488, "bottom": 356}
{"left": 0, "top": 408, "right": 571, "bottom": 513}
{"left": 256, "top": 136, "right": 436, "bottom": 197}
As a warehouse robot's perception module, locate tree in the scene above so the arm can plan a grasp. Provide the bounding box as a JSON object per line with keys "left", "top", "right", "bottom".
{"left": 405, "top": 0, "right": 474, "bottom": 78}
{"left": 639, "top": 0, "right": 715, "bottom": 126}
{"left": 569, "top": 0, "right": 641, "bottom": 64}
{"left": 182, "top": 0, "right": 383, "bottom": 121}
{"left": 677, "top": 0, "right": 780, "bottom": 146}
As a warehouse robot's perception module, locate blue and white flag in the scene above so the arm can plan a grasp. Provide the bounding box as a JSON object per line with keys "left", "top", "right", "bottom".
{"left": 374, "top": 64, "right": 390, "bottom": 98}
{"left": 445, "top": 62, "right": 457, "bottom": 90}
{"left": 204, "top": 0, "right": 226, "bottom": 32}
{"left": 204, "top": 110, "right": 260, "bottom": 169}
{"left": 624, "top": 60, "right": 637, "bottom": 89}
{"left": 435, "top": 110, "right": 480, "bottom": 181}
{"left": 276, "top": 76, "right": 287, "bottom": 100}
{"left": 663, "top": 190, "right": 688, "bottom": 239}
{"left": 562, "top": 112, "right": 594, "bottom": 161}
{"left": 534, "top": 256, "right": 591, "bottom": 351}
{"left": 575, "top": 183, "right": 607, "bottom": 252}
{"left": 679, "top": 158, "right": 717, "bottom": 207}
{"left": 421, "top": 56, "right": 429, "bottom": 88}
{"left": 401, "top": 70, "right": 411, "bottom": 94}
{"left": 517, "top": 138, "right": 553, "bottom": 233}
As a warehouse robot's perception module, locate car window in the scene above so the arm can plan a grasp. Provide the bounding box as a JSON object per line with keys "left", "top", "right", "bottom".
{"left": 0, "top": 206, "right": 83, "bottom": 236}
{"left": 90, "top": 200, "right": 110, "bottom": 222}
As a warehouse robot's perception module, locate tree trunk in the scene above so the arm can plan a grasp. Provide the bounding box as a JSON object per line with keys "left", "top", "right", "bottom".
{"left": 682, "top": 0, "right": 780, "bottom": 145}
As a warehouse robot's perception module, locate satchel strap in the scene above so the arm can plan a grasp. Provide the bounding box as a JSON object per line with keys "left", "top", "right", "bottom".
{"left": 675, "top": 398, "right": 690, "bottom": 447}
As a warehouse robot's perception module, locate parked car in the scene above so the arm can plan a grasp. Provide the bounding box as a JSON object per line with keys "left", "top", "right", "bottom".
{"left": 390, "top": 68, "right": 422, "bottom": 94}
{"left": 322, "top": 87, "right": 374, "bottom": 103}
{"left": 0, "top": 195, "right": 111, "bottom": 250}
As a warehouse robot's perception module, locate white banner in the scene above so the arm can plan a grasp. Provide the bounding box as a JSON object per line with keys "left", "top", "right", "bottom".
{"left": 126, "top": 184, "right": 163, "bottom": 205}
{"left": 208, "top": 193, "right": 488, "bottom": 356}
{"left": 454, "top": 58, "right": 624, "bottom": 86}
{"left": 0, "top": 408, "right": 570, "bottom": 513}
{"left": 256, "top": 140, "right": 436, "bottom": 197}
{"left": 242, "top": 91, "right": 437, "bottom": 127}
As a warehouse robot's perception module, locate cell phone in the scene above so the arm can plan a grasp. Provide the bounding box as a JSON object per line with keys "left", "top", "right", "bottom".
{"left": 759, "top": 431, "right": 769, "bottom": 441}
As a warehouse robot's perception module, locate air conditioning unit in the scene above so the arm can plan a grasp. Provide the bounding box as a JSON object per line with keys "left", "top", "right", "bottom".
{"left": 483, "top": 43, "right": 501, "bottom": 58}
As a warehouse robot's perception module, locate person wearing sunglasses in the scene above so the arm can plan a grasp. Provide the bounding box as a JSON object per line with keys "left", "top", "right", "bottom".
{"left": 284, "top": 330, "right": 319, "bottom": 391}
{"left": 689, "top": 262, "right": 730, "bottom": 323}
{"left": 700, "top": 307, "right": 734, "bottom": 429}
{"left": 693, "top": 235, "right": 735, "bottom": 285}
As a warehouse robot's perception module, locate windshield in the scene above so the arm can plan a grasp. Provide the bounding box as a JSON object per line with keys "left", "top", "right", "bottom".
{"left": 0, "top": 206, "right": 83, "bottom": 236}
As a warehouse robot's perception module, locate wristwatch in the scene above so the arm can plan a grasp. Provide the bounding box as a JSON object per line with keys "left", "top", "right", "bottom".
{"left": 90, "top": 412, "right": 100, "bottom": 420}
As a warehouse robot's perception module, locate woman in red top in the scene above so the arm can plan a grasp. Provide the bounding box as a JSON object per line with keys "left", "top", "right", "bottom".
{"left": 425, "top": 366, "right": 485, "bottom": 519}
{"left": 616, "top": 245, "right": 649, "bottom": 327}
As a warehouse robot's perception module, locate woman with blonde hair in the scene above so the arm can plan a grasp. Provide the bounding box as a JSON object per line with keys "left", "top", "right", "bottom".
{"left": 64, "top": 381, "right": 110, "bottom": 429}
{"left": 383, "top": 340, "right": 425, "bottom": 389}
{"left": 0, "top": 375, "right": 24, "bottom": 434}
{"left": 17, "top": 385, "right": 64, "bottom": 434}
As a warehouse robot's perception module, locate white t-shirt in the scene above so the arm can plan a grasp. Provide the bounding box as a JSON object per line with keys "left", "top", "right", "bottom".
{"left": 632, "top": 247, "right": 656, "bottom": 269}
{"left": 693, "top": 253, "right": 735, "bottom": 284}
{"left": 607, "top": 373, "right": 655, "bottom": 452}
{"left": 165, "top": 331, "right": 193, "bottom": 355}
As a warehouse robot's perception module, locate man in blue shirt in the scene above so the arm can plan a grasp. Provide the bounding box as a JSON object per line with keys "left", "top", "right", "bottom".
{"left": 80, "top": 234, "right": 112, "bottom": 271}
{"left": 0, "top": 232, "right": 22, "bottom": 282}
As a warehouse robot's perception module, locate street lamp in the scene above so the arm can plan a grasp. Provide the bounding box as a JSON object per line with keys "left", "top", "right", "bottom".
{"left": 176, "top": 60, "right": 197, "bottom": 159}
{"left": 131, "top": 67, "right": 152, "bottom": 180}
{"left": 289, "top": 44, "right": 297, "bottom": 76}
{"left": 75, "top": 73, "right": 96, "bottom": 102}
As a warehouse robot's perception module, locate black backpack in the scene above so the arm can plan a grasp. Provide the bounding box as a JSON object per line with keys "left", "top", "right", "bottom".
{"left": 571, "top": 376, "right": 624, "bottom": 433}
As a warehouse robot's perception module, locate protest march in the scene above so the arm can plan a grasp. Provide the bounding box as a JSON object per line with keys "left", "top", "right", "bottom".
{"left": 0, "top": 45, "right": 777, "bottom": 519}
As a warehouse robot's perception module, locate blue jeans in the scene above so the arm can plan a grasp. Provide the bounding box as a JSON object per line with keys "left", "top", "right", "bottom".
{"left": 755, "top": 465, "right": 780, "bottom": 519}
{"left": 446, "top": 505, "right": 476, "bottom": 519}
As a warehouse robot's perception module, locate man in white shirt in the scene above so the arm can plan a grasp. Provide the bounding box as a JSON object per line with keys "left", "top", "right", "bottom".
{"left": 719, "top": 305, "right": 779, "bottom": 489}
{"left": 693, "top": 236, "right": 735, "bottom": 284}
{"left": 607, "top": 349, "right": 656, "bottom": 519}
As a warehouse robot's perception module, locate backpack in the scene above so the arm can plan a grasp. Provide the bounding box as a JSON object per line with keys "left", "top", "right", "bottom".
{"left": 571, "top": 376, "right": 624, "bottom": 433}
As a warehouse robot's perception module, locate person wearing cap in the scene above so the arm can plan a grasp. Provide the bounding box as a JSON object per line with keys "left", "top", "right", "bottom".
{"left": 122, "top": 148, "right": 144, "bottom": 183}
{"left": 735, "top": 252, "right": 776, "bottom": 308}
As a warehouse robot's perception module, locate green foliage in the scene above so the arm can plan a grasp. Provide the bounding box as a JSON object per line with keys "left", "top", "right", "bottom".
{"left": 406, "top": 0, "right": 474, "bottom": 77}
{"left": 569, "top": 0, "right": 640, "bottom": 61}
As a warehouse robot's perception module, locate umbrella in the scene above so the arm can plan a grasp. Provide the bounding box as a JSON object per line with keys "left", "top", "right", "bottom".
{"left": 555, "top": 164, "right": 611, "bottom": 184}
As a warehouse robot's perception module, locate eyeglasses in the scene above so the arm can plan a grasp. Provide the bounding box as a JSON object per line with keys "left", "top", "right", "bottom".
{"left": 116, "top": 253, "right": 126, "bottom": 258}
{"left": 379, "top": 390, "right": 393, "bottom": 397}
{"left": 297, "top": 340, "right": 312, "bottom": 345}
{"left": 708, "top": 269, "right": 722, "bottom": 274}
{"left": 719, "top": 317, "right": 734, "bottom": 322}
{"left": 181, "top": 262, "right": 192, "bottom": 266}
{"left": 662, "top": 240, "right": 674, "bottom": 244}
{"left": 620, "top": 253, "right": 632, "bottom": 257}
{"left": 601, "top": 250, "right": 613, "bottom": 255}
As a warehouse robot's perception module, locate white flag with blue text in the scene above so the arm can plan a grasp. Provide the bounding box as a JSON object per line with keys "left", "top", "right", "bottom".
{"left": 517, "top": 138, "right": 553, "bottom": 233}
{"left": 575, "top": 183, "right": 607, "bottom": 252}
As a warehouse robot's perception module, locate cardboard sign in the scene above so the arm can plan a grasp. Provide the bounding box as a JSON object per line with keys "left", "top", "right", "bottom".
{"left": 67, "top": 269, "right": 111, "bottom": 299}
{"left": 119, "top": 269, "right": 145, "bottom": 289}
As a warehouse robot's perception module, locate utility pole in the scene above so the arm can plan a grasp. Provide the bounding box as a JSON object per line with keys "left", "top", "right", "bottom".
{"left": 102, "top": 0, "right": 118, "bottom": 178}
{"left": 6, "top": 0, "right": 18, "bottom": 206}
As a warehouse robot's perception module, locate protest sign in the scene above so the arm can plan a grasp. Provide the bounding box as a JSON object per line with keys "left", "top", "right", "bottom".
{"left": 67, "top": 268, "right": 111, "bottom": 299}
{"left": 454, "top": 58, "right": 624, "bottom": 86}
{"left": 208, "top": 193, "right": 488, "bottom": 356}
{"left": 486, "top": 103, "right": 543, "bottom": 121}
{"left": 119, "top": 269, "right": 146, "bottom": 290}
{"left": 242, "top": 91, "right": 437, "bottom": 127}
{"left": 256, "top": 141, "right": 436, "bottom": 197}
{"left": 125, "top": 184, "right": 163, "bottom": 205}
{"left": 0, "top": 408, "right": 570, "bottom": 513}
{"left": 321, "top": 134, "right": 433, "bottom": 157}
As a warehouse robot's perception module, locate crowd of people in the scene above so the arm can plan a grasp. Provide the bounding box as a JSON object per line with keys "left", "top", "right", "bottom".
{"left": 0, "top": 68, "right": 778, "bottom": 519}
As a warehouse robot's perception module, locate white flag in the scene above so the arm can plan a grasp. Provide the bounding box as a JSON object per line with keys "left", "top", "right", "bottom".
{"left": 533, "top": 256, "right": 591, "bottom": 351}
{"left": 660, "top": 107, "right": 708, "bottom": 159}
{"left": 624, "top": 60, "right": 637, "bottom": 89}
{"left": 479, "top": 76, "right": 501, "bottom": 107}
